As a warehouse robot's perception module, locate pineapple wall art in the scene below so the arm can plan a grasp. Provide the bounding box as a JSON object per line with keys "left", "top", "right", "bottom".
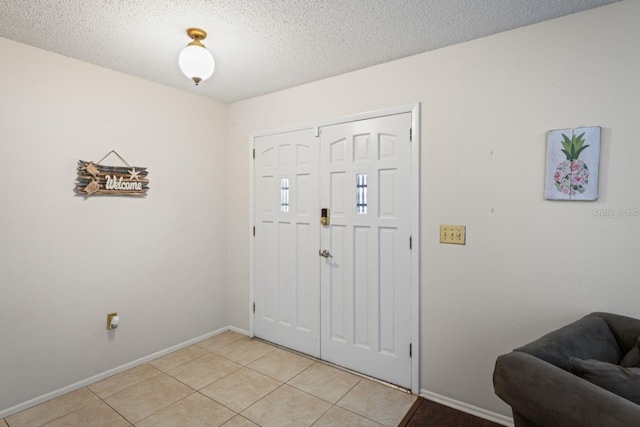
{"left": 545, "top": 126, "right": 600, "bottom": 201}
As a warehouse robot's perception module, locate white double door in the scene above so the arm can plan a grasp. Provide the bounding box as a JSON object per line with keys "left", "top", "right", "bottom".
{"left": 254, "top": 113, "right": 413, "bottom": 388}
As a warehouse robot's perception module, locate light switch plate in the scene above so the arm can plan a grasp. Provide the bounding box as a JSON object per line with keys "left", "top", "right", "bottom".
{"left": 440, "top": 225, "right": 466, "bottom": 245}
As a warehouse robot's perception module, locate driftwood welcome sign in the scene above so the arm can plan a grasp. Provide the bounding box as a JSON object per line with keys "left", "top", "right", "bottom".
{"left": 74, "top": 151, "right": 149, "bottom": 197}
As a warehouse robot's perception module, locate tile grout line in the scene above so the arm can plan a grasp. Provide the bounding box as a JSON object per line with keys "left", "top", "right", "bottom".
{"left": 147, "top": 336, "right": 285, "bottom": 423}
{"left": 227, "top": 414, "right": 256, "bottom": 426}
{"left": 195, "top": 348, "right": 266, "bottom": 388}
{"left": 237, "top": 373, "right": 342, "bottom": 426}
{"left": 155, "top": 335, "right": 256, "bottom": 391}
{"left": 87, "top": 386, "right": 132, "bottom": 426}
{"left": 308, "top": 402, "right": 333, "bottom": 427}
{"left": 126, "top": 331, "right": 246, "bottom": 376}
{"left": 322, "top": 378, "right": 395, "bottom": 426}
{"left": 237, "top": 340, "right": 401, "bottom": 426}
{"left": 165, "top": 363, "right": 242, "bottom": 394}
{"left": 10, "top": 332, "right": 411, "bottom": 427}
{"left": 242, "top": 363, "right": 288, "bottom": 384}
{"left": 283, "top": 358, "right": 318, "bottom": 383}
{"left": 242, "top": 354, "right": 315, "bottom": 384}
{"left": 30, "top": 335, "right": 235, "bottom": 424}
{"left": 151, "top": 338, "right": 281, "bottom": 424}
{"left": 194, "top": 335, "right": 249, "bottom": 354}
{"left": 330, "top": 404, "right": 387, "bottom": 427}
{"left": 4, "top": 332, "right": 248, "bottom": 427}
{"left": 284, "top": 365, "right": 358, "bottom": 407}
{"left": 131, "top": 390, "right": 205, "bottom": 426}
{"left": 94, "top": 367, "right": 214, "bottom": 425}
{"left": 89, "top": 363, "right": 163, "bottom": 402}
{"left": 151, "top": 360, "right": 249, "bottom": 424}
{"left": 149, "top": 347, "right": 213, "bottom": 372}
{"left": 238, "top": 381, "right": 288, "bottom": 419}
{"left": 209, "top": 339, "right": 279, "bottom": 368}
{"left": 253, "top": 336, "right": 412, "bottom": 395}
{"left": 231, "top": 362, "right": 333, "bottom": 425}
{"left": 251, "top": 336, "right": 411, "bottom": 425}
{"left": 31, "top": 388, "right": 100, "bottom": 427}
{"left": 192, "top": 390, "right": 243, "bottom": 424}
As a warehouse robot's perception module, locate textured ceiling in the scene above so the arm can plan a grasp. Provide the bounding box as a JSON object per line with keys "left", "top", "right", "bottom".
{"left": 0, "top": 0, "right": 619, "bottom": 103}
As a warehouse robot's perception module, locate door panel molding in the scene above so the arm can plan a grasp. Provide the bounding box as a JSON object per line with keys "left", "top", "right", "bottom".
{"left": 319, "top": 112, "right": 412, "bottom": 388}
{"left": 250, "top": 103, "right": 420, "bottom": 394}
{"left": 253, "top": 128, "right": 320, "bottom": 357}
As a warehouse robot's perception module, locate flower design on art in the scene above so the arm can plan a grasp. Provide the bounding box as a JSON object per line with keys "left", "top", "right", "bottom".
{"left": 554, "top": 133, "right": 589, "bottom": 196}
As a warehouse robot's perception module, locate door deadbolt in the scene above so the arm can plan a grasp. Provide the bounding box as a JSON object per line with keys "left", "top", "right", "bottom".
{"left": 320, "top": 208, "right": 330, "bottom": 225}
{"left": 319, "top": 249, "right": 333, "bottom": 258}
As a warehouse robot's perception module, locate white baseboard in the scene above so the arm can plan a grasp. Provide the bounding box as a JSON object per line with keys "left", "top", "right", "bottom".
{"left": 0, "top": 326, "right": 234, "bottom": 419}
{"left": 419, "top": 389, "right": 514, "bottom": 427}
{"left": 228, "top": 325, "right": 250, "bottom": 336}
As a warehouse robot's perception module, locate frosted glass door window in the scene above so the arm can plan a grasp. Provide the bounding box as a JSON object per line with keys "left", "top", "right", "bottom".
{"left": 356, "top": 173, "right": 367, "bottom": 214}
{"left": 281, "top": 178, "right": 290, "bottom": 212}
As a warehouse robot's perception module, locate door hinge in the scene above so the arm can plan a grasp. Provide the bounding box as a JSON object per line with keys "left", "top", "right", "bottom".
{"left": 409, "top": 128, "right": 412, "bottom": 142}
{"left": 253, "top": 226, "right": 255, "bottom": 236}
{"left": 253, "top": 302, "right": 256, "bottom": 313}
{"left": 409, "top": 236, "right": 412, "bottom": 250}
{"left": 252, "top": 149, "right": 255, "bottom": 159}
{"left": 410, "top": 343, "right": 412, "bottom": 358}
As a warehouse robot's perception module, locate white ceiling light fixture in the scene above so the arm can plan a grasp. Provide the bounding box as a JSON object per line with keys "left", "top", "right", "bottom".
{"left": 178, "top": 28, "right": 215, "bottom": 86}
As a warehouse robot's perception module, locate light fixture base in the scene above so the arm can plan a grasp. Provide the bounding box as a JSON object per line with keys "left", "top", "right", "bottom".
{"left": 186, "top": 28, "right": 207, "bottom": 47}
{"left": 186, "top": 28, "right": 207, "bottom": 39}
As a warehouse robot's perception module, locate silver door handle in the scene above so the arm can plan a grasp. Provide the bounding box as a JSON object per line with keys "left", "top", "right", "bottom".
{"left": 319, "top": 249, "right": 333, "bottom": 258}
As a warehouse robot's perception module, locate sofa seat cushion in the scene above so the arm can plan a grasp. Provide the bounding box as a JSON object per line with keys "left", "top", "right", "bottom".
{"left": 515, "top": 315, "right": 621, "bottom": 370}
{"left": 620, "top": 337, "right": 640, "bottom": 367}
{"left": 570, "top": 357, "right": 640, "bottom": 405}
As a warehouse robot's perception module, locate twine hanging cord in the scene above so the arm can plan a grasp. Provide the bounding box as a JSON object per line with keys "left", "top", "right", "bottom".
{"left": 95, "top": 150, "right": 131, "bottom": 168}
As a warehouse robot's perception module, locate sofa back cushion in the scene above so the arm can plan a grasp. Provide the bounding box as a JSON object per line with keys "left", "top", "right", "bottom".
{"left": 620, "top": 340, "right": 640, "bottom": 367}
{"left": 591, "top": 312, "right": 640, "bottom": 353}
{"left": 515, "top": 315, "right": 621, "bottom": 371}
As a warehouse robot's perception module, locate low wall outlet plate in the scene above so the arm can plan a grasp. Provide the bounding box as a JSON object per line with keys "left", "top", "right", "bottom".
{"left": 440, "top": 225, "right": 466, "bottom": 245}
{"left": 106, "top": 312, "right": 118, "bottom": 330}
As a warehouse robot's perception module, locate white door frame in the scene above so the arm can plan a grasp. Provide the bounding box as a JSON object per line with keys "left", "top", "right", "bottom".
{"left": 249, "top": 103, "right": 421, "bottom": 394}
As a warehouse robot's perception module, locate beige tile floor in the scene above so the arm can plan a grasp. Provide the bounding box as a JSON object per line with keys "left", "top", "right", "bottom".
{"left": 4, "top": 332, "right": 416, "bottom": 427}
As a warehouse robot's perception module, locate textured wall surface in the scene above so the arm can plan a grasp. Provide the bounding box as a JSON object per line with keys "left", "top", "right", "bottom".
{"left": 226, "top": 0, "right": 640, "bottom": 417}
{"left": 0, "top": 38, "right": 230, "bottom": 413}
{"left": 1, "top": 0, "right": 638, "bottom": 420}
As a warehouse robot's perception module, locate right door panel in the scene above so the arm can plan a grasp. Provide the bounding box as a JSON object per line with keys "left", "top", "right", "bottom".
{"left": 319, "top": 113, "right": 413, "bottom": 388}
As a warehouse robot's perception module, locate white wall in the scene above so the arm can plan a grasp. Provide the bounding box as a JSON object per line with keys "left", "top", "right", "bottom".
{"left": 2, "top": 0, "right": 639, "bottom": 418}
{"left": 227, "top": 0, "right": 640, "bottom": 417}
{"left": 0, "top": 38, "right": 229, "bottom": 412}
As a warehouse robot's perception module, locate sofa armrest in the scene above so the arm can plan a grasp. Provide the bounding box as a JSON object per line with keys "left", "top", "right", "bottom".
{"left": 494, "top": 351, "right": 640, "bottom": 427}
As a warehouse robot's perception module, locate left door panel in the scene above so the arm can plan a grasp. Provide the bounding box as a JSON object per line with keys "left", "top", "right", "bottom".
{"left": 254, "top": 128, "right": 320, "bottom": 357}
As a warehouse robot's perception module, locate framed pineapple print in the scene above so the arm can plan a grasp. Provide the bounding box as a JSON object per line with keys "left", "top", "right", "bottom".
{"left": 545, "top": 126, "right": 600, "bottom": 201}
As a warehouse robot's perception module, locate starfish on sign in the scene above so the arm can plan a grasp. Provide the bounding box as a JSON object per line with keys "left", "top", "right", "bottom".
{"left": 128, "top": 168, "right": 141, "bottom": 181}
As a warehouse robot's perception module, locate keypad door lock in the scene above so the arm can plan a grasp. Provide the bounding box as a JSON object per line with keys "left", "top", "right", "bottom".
{"left": 320, "top": 208, "right": 330, "bottom": 226}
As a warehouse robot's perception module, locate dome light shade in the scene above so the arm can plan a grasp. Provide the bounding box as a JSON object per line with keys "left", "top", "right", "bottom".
{"left": 178, "top": 28, "right": 215, "bottom": 86}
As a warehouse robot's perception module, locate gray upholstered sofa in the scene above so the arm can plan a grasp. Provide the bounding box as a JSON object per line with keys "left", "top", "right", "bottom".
{"left": 494, "top": 312, "right": 640, "bottom": 427}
